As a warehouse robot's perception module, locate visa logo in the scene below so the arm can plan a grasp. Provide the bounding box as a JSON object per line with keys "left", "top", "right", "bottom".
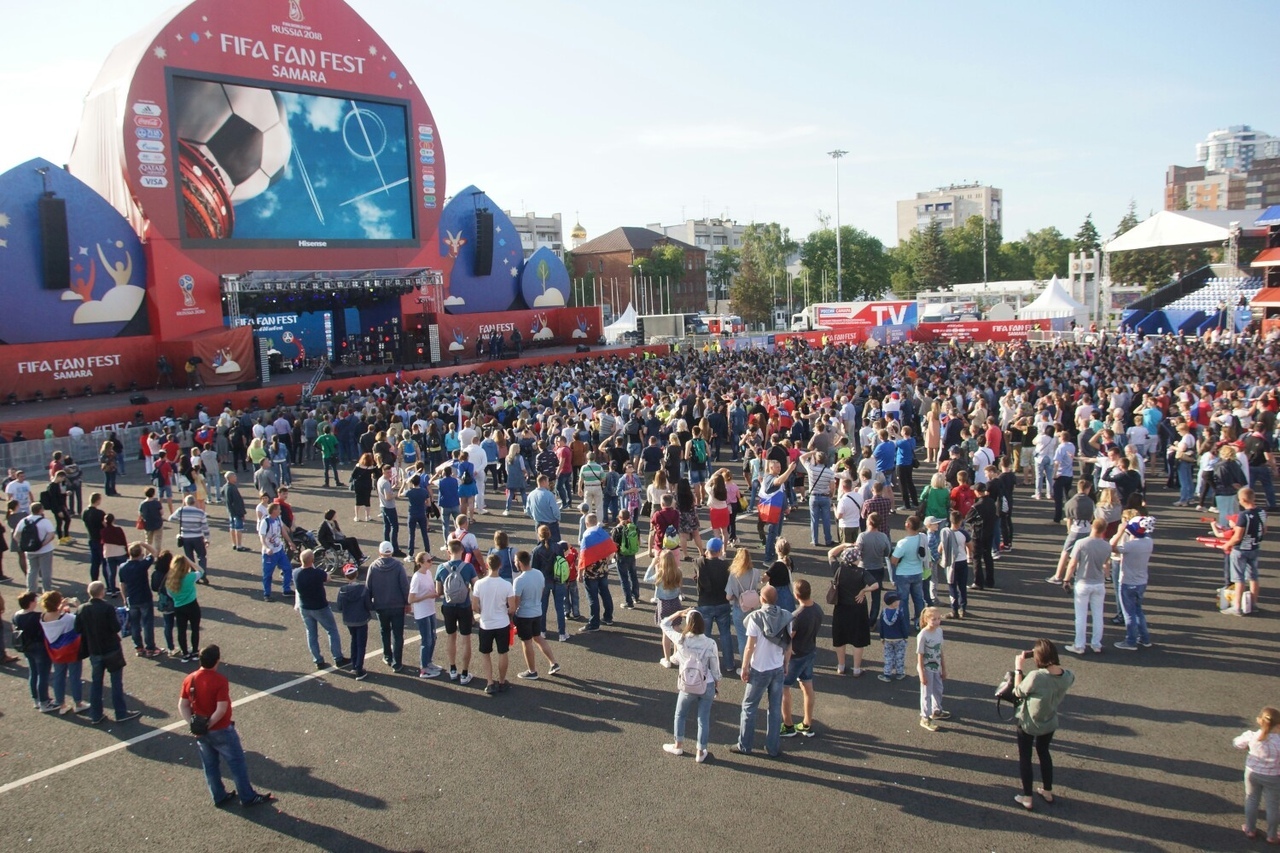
{"left": 139, "top": 176, "right": 169, "bottom": 188}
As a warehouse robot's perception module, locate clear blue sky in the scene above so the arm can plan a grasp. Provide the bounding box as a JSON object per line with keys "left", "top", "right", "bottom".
{"left": 0, "top": 0, "right": 1274, "bottom": 246}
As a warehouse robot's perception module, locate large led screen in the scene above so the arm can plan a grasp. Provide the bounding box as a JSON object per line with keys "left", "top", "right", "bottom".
{"left": 170, "top": 74, "right": 416, "bottom": 247}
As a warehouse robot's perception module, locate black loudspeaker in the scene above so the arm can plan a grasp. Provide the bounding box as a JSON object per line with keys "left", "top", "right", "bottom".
{"left": 38, "top": 195, "right": 71, "bottom": 291}
{"left": 129, "top": 393, "right": 149, "bottom": 405}
{"left": 636, "top": 317, "right": 646, "bottom": 342}
{"left": 575, "top": 344, "right": 591, "bottom": 353}
{"left": 473, "top": 209, "right": 493, "bottom": 276}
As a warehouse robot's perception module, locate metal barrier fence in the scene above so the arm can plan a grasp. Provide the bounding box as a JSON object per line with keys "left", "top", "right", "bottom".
{"left": 0, "top": 425, "right": 152, "bottom": 474}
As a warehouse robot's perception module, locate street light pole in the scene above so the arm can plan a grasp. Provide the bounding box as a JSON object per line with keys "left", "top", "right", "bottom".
{"left": 828, "top": 149, "right": 848, "bottom": 302}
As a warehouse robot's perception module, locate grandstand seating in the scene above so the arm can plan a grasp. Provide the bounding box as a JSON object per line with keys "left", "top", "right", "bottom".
{"left": 1163, "top": 276, "right": 1263, "bottom": 312}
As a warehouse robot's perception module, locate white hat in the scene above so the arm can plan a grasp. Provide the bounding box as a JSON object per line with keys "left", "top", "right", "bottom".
{"left": 378, "top": 541, "right": 394, "bottom": 555}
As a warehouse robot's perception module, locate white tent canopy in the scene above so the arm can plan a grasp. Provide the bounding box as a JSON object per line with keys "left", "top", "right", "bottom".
{"left": 1018, "top": 275, "right": 1087, "bottom": 321}
{"left": 1103, "top": 210, "right": 1264, "bottom": 254}
{"left": 602, "top": 303, "right": 637, "bottom": 342}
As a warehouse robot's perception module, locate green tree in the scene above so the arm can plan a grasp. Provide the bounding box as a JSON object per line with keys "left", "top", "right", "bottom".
{"left": 1023, "top": 226, "right": 1071, "bottom": 279}
{"left": 996, "top": 239, "right": 1035, "bottom": 280}
{"left": 799, "top": 226, "right": 891, "bottom": 303}
{"left": 728, "top": 249, "right": 774, "bottom": 326}
{"left": 1073, "top": 213, "right": 1101, "bottom": 254}
{"left": 912, "top": 218, "right": 952, "bottom": 293}
{"left": 632, "top": 245, "right": 686, "bottom": 314}
{"left": 707, "top": 248, "right": 740, "bottom": 301}
{"left": 942, "top": 215, "right": 1001, "bottom": 284}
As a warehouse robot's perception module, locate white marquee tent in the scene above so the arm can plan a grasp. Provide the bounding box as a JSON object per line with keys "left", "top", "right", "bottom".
{"left": 1018, "top": 275, "right": 1087, "bottom": 321}
{"left": 602, "top": 303, "right": 637, "bottom": 342}
{"left": 1103, "top": 209, "right": 1266, "bottom": 254}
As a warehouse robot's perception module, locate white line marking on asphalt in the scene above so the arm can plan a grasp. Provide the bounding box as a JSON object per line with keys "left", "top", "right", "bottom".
{"left": 0, "top": 630, "right": 436, "bottom": 796}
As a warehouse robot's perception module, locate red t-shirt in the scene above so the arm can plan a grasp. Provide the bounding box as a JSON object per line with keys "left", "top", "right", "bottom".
{"left": 950, "top": 485, "right": 976, "bottom": 519}
{"left": 984, "top": 425, "right": 1003, "bottom": 458}
{"left": 181, "top": 667, "right": 233, "bottom": 731}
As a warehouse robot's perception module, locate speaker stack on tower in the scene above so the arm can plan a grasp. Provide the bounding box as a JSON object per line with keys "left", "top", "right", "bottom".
{"left": 473, "top": 209, "right": 494, "bottom": 276}
{"left": 38, "top": 194, "right": 71, "bottom": 291}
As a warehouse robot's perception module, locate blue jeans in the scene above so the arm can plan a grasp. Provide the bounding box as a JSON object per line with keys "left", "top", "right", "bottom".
{"left": 407, "top": 513, "right": 429, "bottom": 555}
{"left": 603, "top": 494, "right": 620, "bottom": 524}
{"left": 1178, "top": 460, "right": 1195, "bottom": 503}
{"left": 347, "top": 624, "right": 369, "bottom": 675}
{"left": 738, "top": 665, "right": 784, "bottom": 755}
{"left": 182, "top": 537, "right": 209, "bottom": 573}
{"left": 301, "top": 606, "right": 344, "bottom": 664}
{"left": 88, "top": 539, "right": 104, "bottom": 583}
{"left": 381, "top": 506, "right": 401, "bottom": 552}
{"left": 323, "top": 457, "right": 342, "bottom": 486}
{"left": 809, "top": 494, "right": 832, "bottom": 544}
{"left": 674, "top": 687, "right": 715, "bottom": 751}
{"left": 541, "top": 582, "right": 568, "bottom": 636}
{"left": 416, "top": 614, "right": 437, "bottom": 670}
{"left": 1120, "top": 583, "right": 1149, "bottom": 645}
{"left": 276, "top": 457, "right": 292, "bottom": 486}
{"left": 1215, "top": 494, "right": 1239, "bottom": 529}
{"left": 948, "top": 561, "right": 969, "bottom": 614}
{"left": 616, "top": 554, "right": 639, "bottom": 605}
{"left": 505, "top": 489, "right": 526, "bottom": 512}
{"left": 555, "top": 473, "right": 572, "bottom": 507}
{"left": 197, "top": 725, "right": 262, "bottom": 805}
{"left": 376, "top": 608, "right": 405, "bottom": 667}
{"left": 24, "top": 648, "right": 51, "bottom": 704}
{"left": 697, "top": 602, "right": 736, "bottom": 673}
{"left": 103, "top": 556, "right": 121, "bottom": 595}
{"left": 584, "top": 576, "right": 613, "bottom": 628}
{"left": 441, "top": 506, "right": 458, "bottom": 538}
{"left": 895, "top": 575, "right": 926, "bottom": 629}
{"left": 89, "top": 653, "right": 128, "bottom": 719}
{"left": 129, "top": 602, "right": 157, "bottom": 651}
{"left": 52, "top": 658, "right": 83, "bottom": 706}
{"left": 1252, "top": 465, "right": 1277, "bottom": 509}
{"left": 104, "top": 469, "right": 117, "bottom": 493}
{"left": 567, "top": 580, "right": 581, "bottom": 617}
{"left": 763, "top": 518, "right": 783, "bottom": 562}
{"left": 1034, "top": 457, "right": 1053, "bottom": 497}
{"left": 731, "top": 603, "right": 748, "bottom": 658}
{"left": 261, "top": 550, "right": 292, "bottom": 597}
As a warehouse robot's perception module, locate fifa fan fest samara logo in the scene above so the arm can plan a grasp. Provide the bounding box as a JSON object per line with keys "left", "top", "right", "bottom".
{"left": 288, "top": 0, "right": 304, "bottom": 23}
{"left": 178, "top": 275, "right": 197, "bottom": 308}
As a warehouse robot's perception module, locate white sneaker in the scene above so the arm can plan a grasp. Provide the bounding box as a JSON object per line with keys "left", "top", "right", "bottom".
{"left": 502, "top": 510, "right": 510, "bottom": 516}
{"left": 662, "top": 743, "right": 683, "bottom": 756}
{"left": 559, "top": 633, "right": 570, "bottom": 642}
{"left": 695, "top": 749, "right": 708, "bottom": 763}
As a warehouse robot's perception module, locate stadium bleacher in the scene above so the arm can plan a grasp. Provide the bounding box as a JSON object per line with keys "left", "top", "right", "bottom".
{"left": 1162, "top": 276, "right": 1263, "bottom": 312}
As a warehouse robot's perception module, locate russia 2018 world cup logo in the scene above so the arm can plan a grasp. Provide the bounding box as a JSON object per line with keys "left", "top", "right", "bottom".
{"left": 178, "top": 274, "right": 196, "bottom": 308}
{"left": 288, "top": 0, "right": 304, "bottom": 23}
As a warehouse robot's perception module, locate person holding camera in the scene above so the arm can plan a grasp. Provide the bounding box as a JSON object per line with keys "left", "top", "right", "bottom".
{"left": 179, "top": 644, "right": 274, "bottom": 808}
{"left": 1011, "top": 639, "right": 1075, "bottom": 810}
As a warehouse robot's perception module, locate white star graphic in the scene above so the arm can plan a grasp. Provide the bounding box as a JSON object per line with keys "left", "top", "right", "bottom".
{"left": 175, "top": 32, "right": 183, "bottom": 41}
{"left": 154, "top": 46, "right": 167, "bottom": 59}
{"left": 0, "top": 239, "right": 8, "bottom": 248}
{"left": 205, "top": 30, "right": 212, "bottom": 39}
{"left": 397, "top": 83, "right": 403, "bottom": 90}
{"left": 509, "top": 267, "right": 519, "bottom": 278}
{"left": 495, "top": 226, "right": 501, "bottom": 233}
{"left": 503, "top": 258, "right": 509, "bottom": 265}
{"left": 369, "top": 45, "right": 378, "bottom": 56}
{"left": 79, "top": 246, "right": 88, "bottom": 255}
{"left": 0, "top": 212, "right": 10, "bottom": 227}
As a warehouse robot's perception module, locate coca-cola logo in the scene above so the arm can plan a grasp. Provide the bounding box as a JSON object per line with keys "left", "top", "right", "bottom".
{"left": 133, "top": 116, "right": 162, "bottom": 128}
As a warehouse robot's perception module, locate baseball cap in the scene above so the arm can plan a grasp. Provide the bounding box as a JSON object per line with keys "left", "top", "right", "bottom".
{"left": 923, "top": 516, "right": 943, "bottom": 528}
{"left": 342, "top": 564, "right": 359, "bottom": 578}
{"left": 707, "top": 537, "right": 724, "bottom": 553}
{"left": 378, "top": 541, "right": 394, "bottom": 555}
{"left": 948, "top": 445, "right": 961, "bottom": 455}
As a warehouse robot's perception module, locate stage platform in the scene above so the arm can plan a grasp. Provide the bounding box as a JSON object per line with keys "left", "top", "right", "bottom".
{"left": 0, "top": 343, "right": 663, "bottom": 438}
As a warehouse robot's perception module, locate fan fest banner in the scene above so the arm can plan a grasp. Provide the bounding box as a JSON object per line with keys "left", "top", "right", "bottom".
{"left": 7, "top": 336, "right": 159, "bottom": 398}
{"left": 431, "top": 307, "right": 602, "bottom": 358}
{"left": 911, "top": 319, "right": 1065, "bottom": 343}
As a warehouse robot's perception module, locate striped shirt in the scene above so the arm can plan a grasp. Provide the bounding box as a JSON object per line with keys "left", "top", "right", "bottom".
{"left": 579, "top": 462, "right": 605, "bottom": 490}
{"left": 1234, "top": 730, "right": 1280, "bottom": 775}
{"left": 803, "top": 462, "right": 836, "bottom": 498}
{"left": 169, "top": 506, "right": 210, "bottom": 540}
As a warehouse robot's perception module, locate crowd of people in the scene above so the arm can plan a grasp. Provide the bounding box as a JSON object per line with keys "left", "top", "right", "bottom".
{"left": 1, "top": 330, "right": 1276, "bottom": 828}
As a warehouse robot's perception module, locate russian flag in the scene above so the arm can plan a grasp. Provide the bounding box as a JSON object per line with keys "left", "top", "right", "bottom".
{"left": 46, "top": 630, "right": 81, "bottom": 665}
{"left": 757, "top": 489, "right": 785, "bottom": 525}
{"left": 578, "top": 525, "right": 618, "bottom": 568}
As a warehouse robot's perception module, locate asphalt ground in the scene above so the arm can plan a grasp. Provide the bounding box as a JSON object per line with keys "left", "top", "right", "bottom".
{"left": 0, "top": 455, "right": 1274, "bottom": 852}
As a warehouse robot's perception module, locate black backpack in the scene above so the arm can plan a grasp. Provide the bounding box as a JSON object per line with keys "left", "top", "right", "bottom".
{"left": 19, "top": 518, "right": 43, "bottom": 553}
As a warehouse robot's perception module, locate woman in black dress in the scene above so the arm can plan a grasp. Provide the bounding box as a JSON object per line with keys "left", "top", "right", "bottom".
{"left": 827, "top": 542, "right": 877, "bottom": 677}
{"left": 349, "top": 452, "right": 379, "bottom": 523}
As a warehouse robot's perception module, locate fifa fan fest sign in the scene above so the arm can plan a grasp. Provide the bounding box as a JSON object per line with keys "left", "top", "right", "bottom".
{"left": 69, "top": 0, "right": 446, "bottom": 341}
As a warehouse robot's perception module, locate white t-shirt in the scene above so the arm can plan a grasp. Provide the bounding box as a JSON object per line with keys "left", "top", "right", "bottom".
{"left": 835, "top": 492, "right": 862, "bottom": 528}
{"left": 472, "top": 575, "right": 514, "bottom": 631}
{"left": 466, "top": 444, "right": 489, "bottom": 471}
{"left": 409, "top": 570, "right": 437, "bottom": 620}
{"left": 6, "top": 480, "right": 32, "bottom": 514}
{"left": 746, "top": 614, "right": 785, "bottom": 672}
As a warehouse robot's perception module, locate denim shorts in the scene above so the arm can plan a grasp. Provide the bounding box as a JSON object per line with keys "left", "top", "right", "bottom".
{"left": 688, "top": 468, "right": 706, "bottom": 484}
{"left": 784, "top": 651, "right": 815, "bottom": 686}
{"left": 228, "top": 516, "right": 244, "bottom": 531}
{"left": 1230, "top": 549, "right": 1260, "bottom": 583}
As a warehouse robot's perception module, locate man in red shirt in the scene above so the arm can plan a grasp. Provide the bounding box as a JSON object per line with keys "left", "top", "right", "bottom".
{"left": 649, "top": 493, "right": 681, "bottom": 555}
{"left": 179, "top": 645, "right": 273, "bottom": 808}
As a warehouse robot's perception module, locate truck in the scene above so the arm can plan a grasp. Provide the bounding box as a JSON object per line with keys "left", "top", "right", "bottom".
{"left": 789, "top": 300, "right": 917, "bottom": 332}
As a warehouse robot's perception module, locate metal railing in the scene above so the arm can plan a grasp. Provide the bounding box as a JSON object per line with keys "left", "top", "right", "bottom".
{"left": 0, "top": 425, "right": 152, "bottom": 473}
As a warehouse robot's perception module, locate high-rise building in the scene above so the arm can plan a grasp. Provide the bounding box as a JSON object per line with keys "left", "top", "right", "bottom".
{"left": 503, "top": 210, "right": 564, "bottom": 259}
{"left": 1246, "top": 158, "right": 1280, "bottom": 209}
{"left": 896, "top": 183, "right": 1002, "bottom": 243}
{"left": 1196, "top": 126, "right": 1280, "bottom": 174}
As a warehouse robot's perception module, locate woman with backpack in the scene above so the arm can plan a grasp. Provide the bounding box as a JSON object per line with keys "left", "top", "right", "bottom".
{"left": 149, "top": 551, "right": 177, "bottom": 655}
{"left": 645, "top": 549, "right": 684, "bottom": 667}
{"left": 660, "top": 607, "right": 721, "bottom": 763}
{"left": 1011, "top": 639, "right": 1075, "bottom": 810}
{"left": 724, "top": 548, "right": 761, "bottom": 660}
{"left": 827, "top": 543, "right": 877, "bottom": 677}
